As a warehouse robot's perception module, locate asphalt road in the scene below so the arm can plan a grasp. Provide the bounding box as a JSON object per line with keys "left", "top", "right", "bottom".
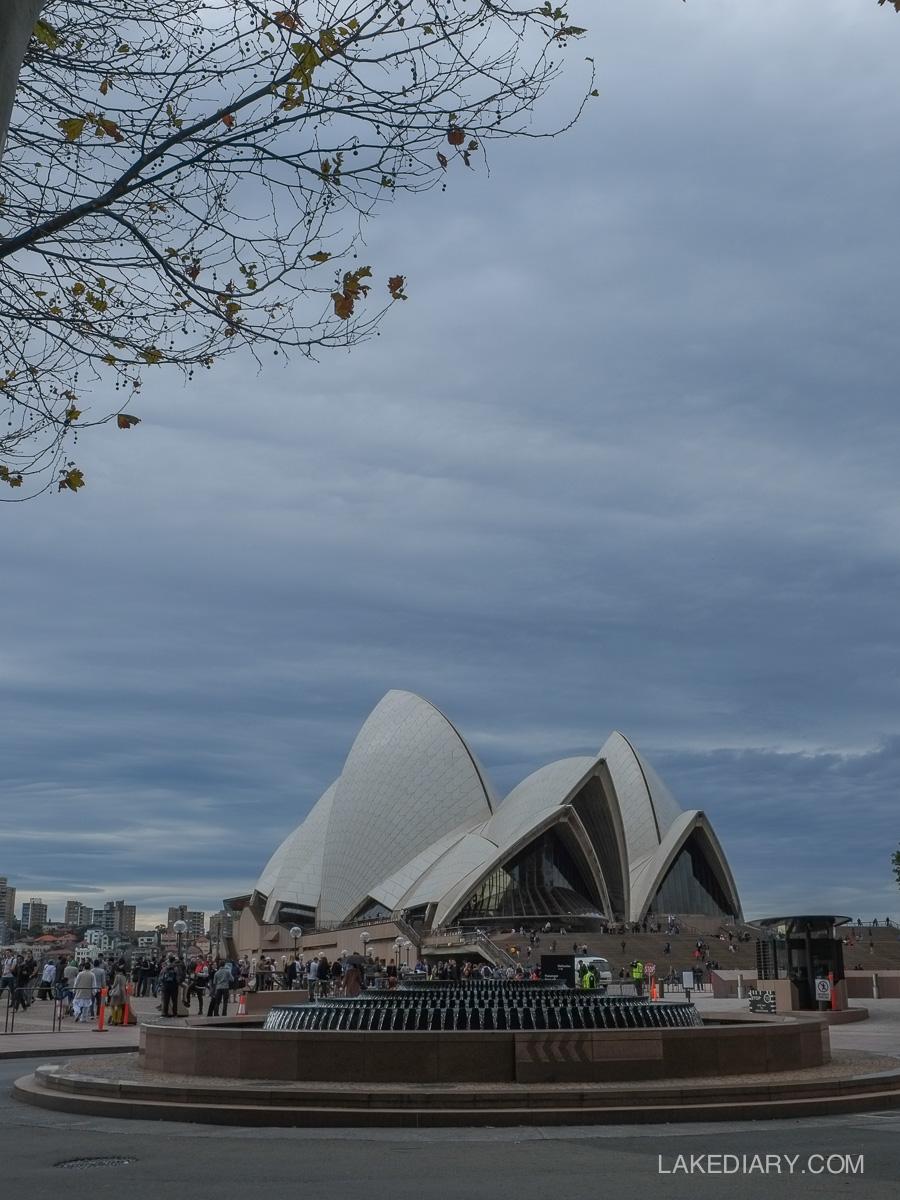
{"left": 2, "top": 1057, "right": 898, "bottom": 1199}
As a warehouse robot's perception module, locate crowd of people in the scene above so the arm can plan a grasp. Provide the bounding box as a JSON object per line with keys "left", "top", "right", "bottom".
{"left": 6, "top": 916, "right": 893, "bottom": 1022}
{"left": 0, "top": 948, "right": 254, "bottom": 1021}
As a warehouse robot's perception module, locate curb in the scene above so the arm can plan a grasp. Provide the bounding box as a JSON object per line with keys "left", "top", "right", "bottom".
{"left": 0, "top": 1045, "right": 139, "bottom": 1062}
{"left": 13, "top": 1070, "right": 900, "bottom": 1127}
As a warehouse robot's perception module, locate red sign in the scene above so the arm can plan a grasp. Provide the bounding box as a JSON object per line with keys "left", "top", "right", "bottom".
{"left": 645, "top": 961, "right": 656, "bottom": 976}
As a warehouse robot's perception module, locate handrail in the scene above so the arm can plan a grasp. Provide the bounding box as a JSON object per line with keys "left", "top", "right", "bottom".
{"left": 477, "top": 933, "right": 517, "bottom": 970}
{"left": 391, "top": 913, "right": 421, "bottom": 950}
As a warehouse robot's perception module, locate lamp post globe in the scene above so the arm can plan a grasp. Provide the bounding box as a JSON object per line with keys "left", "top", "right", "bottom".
{"left": 289, "top": 925, "right": 302, "bottom": 955}
{"left": 173, "top": 919, "right": 188, "bottom": 961}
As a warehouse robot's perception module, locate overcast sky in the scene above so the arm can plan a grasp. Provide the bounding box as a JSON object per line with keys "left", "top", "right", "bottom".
{"left": 3, "top": 0, "right": 900, "bottom": 929}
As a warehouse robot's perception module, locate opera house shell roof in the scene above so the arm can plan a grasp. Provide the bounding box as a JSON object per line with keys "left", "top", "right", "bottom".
{"left": 254, "top": 691, "right": 742, "bottom": 930}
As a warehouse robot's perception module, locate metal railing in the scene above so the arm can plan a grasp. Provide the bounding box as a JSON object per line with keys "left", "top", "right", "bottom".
{"left": 2, "top": 981, "right": 65, "bottom": 1034}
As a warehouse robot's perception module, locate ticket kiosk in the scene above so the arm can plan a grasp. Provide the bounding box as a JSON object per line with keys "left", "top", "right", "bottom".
{"left": 751, "top": 914, "right": 850, "bottom": 1012}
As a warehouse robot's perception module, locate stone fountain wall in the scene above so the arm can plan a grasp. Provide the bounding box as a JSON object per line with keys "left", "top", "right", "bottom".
{"left": 139, "top": 1012, "right": 830, "bottom": 1085}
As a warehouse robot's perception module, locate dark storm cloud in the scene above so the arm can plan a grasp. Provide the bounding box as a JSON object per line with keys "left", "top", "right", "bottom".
{"left": 2, "top": 0, "right": 899, "bottom": 923}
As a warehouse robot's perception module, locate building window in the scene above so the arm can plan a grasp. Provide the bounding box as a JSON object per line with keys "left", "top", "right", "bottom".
{"left": 647, "top": 832, "right": 734, "bottom": 918}
{"left": 457, "top": 830, "right": 604, "bottom": 922}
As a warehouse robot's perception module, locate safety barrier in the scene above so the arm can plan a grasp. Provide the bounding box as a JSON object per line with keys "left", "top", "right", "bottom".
{"left": 2, "top": 982, "right": 65, "bottom": 1034}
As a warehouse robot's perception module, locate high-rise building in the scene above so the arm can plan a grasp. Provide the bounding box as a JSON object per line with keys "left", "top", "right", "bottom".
{"left": 64, "top": 899, "right": 93, "bottom": 927}
{"left": 89, "top": 900, "right": 137, "bottom": 933}
{"left": 106, "top": 900, "right": 136, "bottom": 933}
{"left": 207, "top": 909, "right": 233, "bottom": 948}
{"left": 0, "top": 878, "right": 16, "bottom": 925}
{"left": 167, "top": 905, "right": 205, "bottom": 939}
{"left": 21, "top": 898, "right": 48, "bottom": 930}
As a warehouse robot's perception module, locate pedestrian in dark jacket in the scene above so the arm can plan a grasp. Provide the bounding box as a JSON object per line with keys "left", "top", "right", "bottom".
{"left": 159, "top": 956, "right": 180, "bottom": 1017}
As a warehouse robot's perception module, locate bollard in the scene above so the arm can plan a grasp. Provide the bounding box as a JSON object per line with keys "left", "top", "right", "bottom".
{"left": 94, "top": 986, "right": 107, "bottom": 1032}
{"left": 873, "top": 973, "right": 879, "bottom": 1000}
{"left": 737, "top": 973, "right": 744, "bottom": 1000}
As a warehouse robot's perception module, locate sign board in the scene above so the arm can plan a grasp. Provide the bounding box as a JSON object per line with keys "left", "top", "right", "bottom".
{"left": 682, "top": 970, "right": 695, "bottom": 991}
{"left": 540, "top": 954, "right": 576, "bottom": 988}
{"left": 748, "top": 988, "right": 777, "bottom": 1014}
{"left": 814, "top": 977, "right": 832, "bottom": 1002}
{"left": 644, "top": 961, "right": 656, "bottom": 977}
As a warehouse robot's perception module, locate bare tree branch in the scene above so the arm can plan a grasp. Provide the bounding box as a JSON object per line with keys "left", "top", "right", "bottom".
{"left": 0, "top": 0, "right": 593, "bottom": 497}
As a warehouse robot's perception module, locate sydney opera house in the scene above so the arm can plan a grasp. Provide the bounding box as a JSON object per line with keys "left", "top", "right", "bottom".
{"left": 233, "top": 691, "right": 742, "bottom": 953}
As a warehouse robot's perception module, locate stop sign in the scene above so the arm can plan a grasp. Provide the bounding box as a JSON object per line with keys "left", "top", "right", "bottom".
{"left": 645, "top": 961, "right": 656, "bottom": 976}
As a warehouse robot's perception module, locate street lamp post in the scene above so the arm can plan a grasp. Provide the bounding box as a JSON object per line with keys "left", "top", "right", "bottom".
{"left": 172, "top": 919, "right": 188, "bottom": 1017}
{"left": 394, "top": 936, "right": 403, "bottom": 977}
{"left": 289, "top": 926, "right": 302, "bottom": 990}
{"left": 402, "top": 938, "right": 412, "bottom": 969}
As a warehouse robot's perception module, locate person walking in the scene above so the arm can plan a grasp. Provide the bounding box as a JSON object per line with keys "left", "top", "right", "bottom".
{"left": 317, "top": 955, "right": 330, "bottom": 997}
{"left": 72, "top": 962, "right": 95, "bottom": 1022}
{"left": 90, "top": 958, "right": 107, "bottom": 1017}
{"left": 1, "top": 950, "right": 16, "bottom": 1001}
{"left": 159, "top": 956, "right": 180, "bottom": 1017}
{"left": 343, "top": 961, "right": 363, "bottom": 997}
{"left": 188, "top": 959, "right": 210, "bottom": 1015}
{"left": 38, "top": 958, "right": 56, "bottom": 1000}
{"left": 14, "top": 954, "right": 35, "bottom": 1011}
{"left": 208, "top": 961, "right": 233, "bottom": 1016}
{"left": 62, "top": 956, "right": 78, "bottom": 1014}
{"left": 107, "top": 965, "right": 128, "bottom": 1025}
{"left": 631, "top": 959, "right": 644, "bottom": 998}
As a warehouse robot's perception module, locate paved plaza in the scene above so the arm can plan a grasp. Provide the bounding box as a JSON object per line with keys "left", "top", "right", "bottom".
{"left": 2, "top": 998, "right": 899, "bottom": 1198}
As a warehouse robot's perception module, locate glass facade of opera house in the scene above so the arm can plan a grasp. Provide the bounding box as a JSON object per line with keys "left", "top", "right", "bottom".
{"left": 246, "top": 691, "right": 742, "bottom": 934}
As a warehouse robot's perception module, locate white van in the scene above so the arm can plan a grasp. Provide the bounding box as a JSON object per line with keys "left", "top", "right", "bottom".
{"left": 576, "top": 955, "right": 613, "bottom": 989}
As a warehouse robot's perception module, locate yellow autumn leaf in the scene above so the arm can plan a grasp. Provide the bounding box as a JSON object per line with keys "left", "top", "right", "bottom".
{"left": 59, "top": 117, "right": 87, "bottom": 142}
{"left": 34, "top": 20, "right": 62, "bottom": 49}
{"left": 58, "top": 468, "right": 85, "bottom": 492}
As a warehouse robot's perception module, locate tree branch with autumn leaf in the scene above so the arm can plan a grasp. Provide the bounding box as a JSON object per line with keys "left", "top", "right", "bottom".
{"left": 0, "top": 0, "right": 593, "bottom": 498}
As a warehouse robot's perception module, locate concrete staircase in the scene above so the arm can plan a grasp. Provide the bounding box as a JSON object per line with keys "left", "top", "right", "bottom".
{"left": 480, "top": 921, "right": 900, "bottom": 976}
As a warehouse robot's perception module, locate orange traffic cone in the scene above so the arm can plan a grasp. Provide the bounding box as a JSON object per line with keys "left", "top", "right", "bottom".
{"left": 236, "top": 991, "right": 247, "bottom": 1016}
{"left": 650, "top": 979, "right": 658, "bottom": 1001}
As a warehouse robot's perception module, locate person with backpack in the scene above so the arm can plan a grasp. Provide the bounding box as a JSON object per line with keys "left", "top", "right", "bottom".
{"left": 187, "top": 958, "right": 209, "bottom": 1015}
{"left": 159, "top": 956, "right": 180, "bottom": 1017}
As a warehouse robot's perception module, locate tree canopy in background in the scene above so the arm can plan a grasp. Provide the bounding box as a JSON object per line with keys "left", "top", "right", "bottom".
{"left": 0, "top": 1, "right": 592, "bottom": 497}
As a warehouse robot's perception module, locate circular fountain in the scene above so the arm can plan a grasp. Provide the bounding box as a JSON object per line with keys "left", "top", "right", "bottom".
{"left": 17, "top": 976, "right": 853, "bottom": 1126}
{"left": 263, "top": 979, "right": 702, "bottom": 1033}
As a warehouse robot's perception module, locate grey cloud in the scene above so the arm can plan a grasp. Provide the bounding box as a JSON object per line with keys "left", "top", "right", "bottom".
{"left": 3, "top": 0, "right": 900, "bottom": 925}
